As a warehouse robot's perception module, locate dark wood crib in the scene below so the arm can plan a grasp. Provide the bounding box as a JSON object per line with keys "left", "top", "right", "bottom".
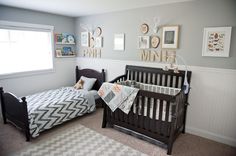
{"left": 102, "top": 65, "right": 192, "bottom": 155}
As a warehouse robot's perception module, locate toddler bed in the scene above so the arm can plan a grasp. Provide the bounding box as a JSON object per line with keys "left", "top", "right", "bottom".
{"left": 101, "top": 65, "right": 191, "bottom": 155}
{"left": 0, "top": 66, "right": 105, "bottom": 141}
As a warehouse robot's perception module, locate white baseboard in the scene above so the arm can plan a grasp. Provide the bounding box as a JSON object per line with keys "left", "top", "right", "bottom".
{"left": 186, "top": 126, "right": 236, "bottom": 147}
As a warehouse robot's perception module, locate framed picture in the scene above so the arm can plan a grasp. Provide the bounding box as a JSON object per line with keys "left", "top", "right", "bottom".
{"left": 95, "top": 37, "right": 103, "bottom": 48}
{"left": 55, "top": 49, "right": 62, "bottom": 57}
{"left": 62, "top": 47, "right": 72, "bottom": 55}
{"left": 202, "top": 27, "right": 232, "bottom": 57}
{"left": 55, "top": 33, "right": 75, "bottom": 44}
{"left": 161, "top": 25, "right": 179, "bottom": 49}
{"left": 114, "top": 34, "right": 125, "bottom": 51}
{"left": 81, "top": 32, "right": 89, "bottom": 47}
{"left": 138, "top": 36, "right": 150, "bottom": 49}
{"left": 55, "top": 34, "right": 63, "bottom": 43}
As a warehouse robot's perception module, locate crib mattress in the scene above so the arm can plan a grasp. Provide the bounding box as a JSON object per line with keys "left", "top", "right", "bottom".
{"left": 117, "top": 81, "right": 181, "bottom": 122}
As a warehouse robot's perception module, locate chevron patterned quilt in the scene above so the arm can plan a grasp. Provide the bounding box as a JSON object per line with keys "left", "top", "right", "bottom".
{"left": 26, "top": 87, "right": 96, "bottom": 137}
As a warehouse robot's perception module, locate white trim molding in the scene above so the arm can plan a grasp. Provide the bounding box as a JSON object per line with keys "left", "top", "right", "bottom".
{"left": 186, "top": 126, "right": 236, "bottom": 147}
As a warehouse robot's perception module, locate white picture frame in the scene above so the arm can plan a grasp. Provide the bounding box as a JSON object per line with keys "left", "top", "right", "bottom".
{"left": 161, "top": 25, "right": 179, "bottom": 49}
{"left": 81, "top": 32, "right": 89, "bottom": 47}
{"left": 95, "top": 37, "right": 103, "bottom": 48}
{"left": 202, "top": 27, "right": 232, "bottom": 57}
{"left": 114, "top": 34, "right": 125, "bottom": 51}
{"left": 138, "top": 36, "right": 150, "bottom": 49}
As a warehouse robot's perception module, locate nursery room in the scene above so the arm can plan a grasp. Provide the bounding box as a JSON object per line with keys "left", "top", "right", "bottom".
{"left": 0, "top": 0, "right": 235, "bottom": 155}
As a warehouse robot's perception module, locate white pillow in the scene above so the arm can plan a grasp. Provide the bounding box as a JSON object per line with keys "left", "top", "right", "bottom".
{"left": 80, "top": 76, "right": 97, "bottom": 91}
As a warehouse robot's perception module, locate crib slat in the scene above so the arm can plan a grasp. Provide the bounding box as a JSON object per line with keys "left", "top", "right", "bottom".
{"left": 170, "top": 75, "right": 173, "bottom": 87}
{"left": 136, "top": 71, "right": 140, "bottom": 81}
{"left": 140, "top": 72, "right": 143, "bottom": 82}
{"left": 153, "top": 99, "right": 158, "bottom": 120}
{"left": 146, "top": 97, "right": 150, "bottom": 130}
{"left": 151, "top": 98, "right": 158, "bottom": 133}
{"left": 159, "top": 100, "right": 163, "bottom": 134}
{"left": 140, "top": 96, "right": 145, "bottom": 129}
{"left": 175, "top": 76, "right": 179, "bottom": 88}
{"left": 135, "top": 96, "right": 140, "bottom": 127}
{"left": 164, "top": 74, "right": 168, "bottom": 86}
{"left": 145, "top": 72, "right": 148, "bottom": 83}
{"left": 150, "top": 73, "right": 153, "bottom": 84}
{"left": 147, "top": 97, "right": 150, "bottom": 118}
{"left": 123, "top": 110, "right": 128, "bottom": 123}
{"left": 128, "top": 105, "right": 134, "bottom": 125}
{"left": 159, "top": 74, "right": 163, "bottom": 86}
{"left": 165, "top": 102, "right": 170, "bottom": 123}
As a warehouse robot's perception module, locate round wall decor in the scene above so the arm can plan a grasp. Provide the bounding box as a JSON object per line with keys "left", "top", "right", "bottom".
{"left": 151, "top": 36, "right": 160, "bottom": 48}
{"left": 95, "top": 27, "right": 102, "bottom": 36}
{"left": 141, "top": 23, "right": 149, "bottom": 34}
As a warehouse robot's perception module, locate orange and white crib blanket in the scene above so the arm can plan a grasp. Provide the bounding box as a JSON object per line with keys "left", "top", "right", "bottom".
{"left": 98, "top": 82, "right": 139, "bottom": 114}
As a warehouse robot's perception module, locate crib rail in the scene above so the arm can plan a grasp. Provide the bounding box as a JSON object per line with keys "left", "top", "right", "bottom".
{"left": 103, "top": 89, "right": 185, "bottom": 143}
{"left": 110, "top": 74, "right": 127, "bottom": 83}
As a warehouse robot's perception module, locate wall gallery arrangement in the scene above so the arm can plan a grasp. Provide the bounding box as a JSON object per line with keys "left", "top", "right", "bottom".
{"left": 202, "top": 27, "right": 232, "bottom": 57}
{"left": 138, "top": 22, "right": 179, "bottom": 63}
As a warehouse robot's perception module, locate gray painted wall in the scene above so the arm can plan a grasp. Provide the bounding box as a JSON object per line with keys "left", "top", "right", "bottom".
{"left": 0, "top": 6, "right": 76, "bottom": 97}
{"left": 76, "top": 0, "right": 236, "bottom": 69}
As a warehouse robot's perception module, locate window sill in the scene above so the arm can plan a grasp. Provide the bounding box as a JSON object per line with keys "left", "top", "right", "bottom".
{"left": 0, "top": 68, "right": 55, "bottom": 80}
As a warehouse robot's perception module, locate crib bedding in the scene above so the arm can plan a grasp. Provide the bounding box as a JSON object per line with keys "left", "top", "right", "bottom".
{"left": 98, "top": 82, "right": 139, "bottom": 114}
{"left": 26, "top": 87, "right": 96, "bottom": 137}
{"left": 117, "top": 80, "right": 181, "bottom": 122}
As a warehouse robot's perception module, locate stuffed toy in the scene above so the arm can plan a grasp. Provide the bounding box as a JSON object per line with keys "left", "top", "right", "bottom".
{"left": 74, "top": 79, "right": 84, "bottom": 89}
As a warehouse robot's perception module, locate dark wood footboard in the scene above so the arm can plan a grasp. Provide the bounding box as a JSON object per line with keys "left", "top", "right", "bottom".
{"left": 0, "top": 87, "right": 30, "bottom": 141}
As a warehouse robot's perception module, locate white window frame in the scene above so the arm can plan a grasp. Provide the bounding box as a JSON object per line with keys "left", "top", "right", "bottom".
{"left": 0, "top": 20, "right": 55, "bottom": 80}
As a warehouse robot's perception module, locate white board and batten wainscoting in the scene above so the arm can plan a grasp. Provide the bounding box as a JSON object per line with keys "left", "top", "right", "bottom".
{"left": 76, "top": 57, "right": 236, "bottom": 147}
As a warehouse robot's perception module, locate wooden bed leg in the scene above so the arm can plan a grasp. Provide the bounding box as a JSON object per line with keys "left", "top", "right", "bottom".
{"left": 102, "top": 106, "right": 107, "bottom": 128}
{"left": 21, "top": 97, "right": 31, "bottom": 142}
{"left": 25, "top": 129, "right": 30, "bottom": 141}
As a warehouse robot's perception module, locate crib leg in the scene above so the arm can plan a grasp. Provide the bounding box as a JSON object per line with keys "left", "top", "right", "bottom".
{"left": 3, "top": 116, "right": 7, "bottom": 124}
{"left": 102, "top": 106, "right": 107, "bottom": 128}
{"left": 167, "top": 141, "right": 173, "bottom": 155}
{"left": 182, "top": 105, "right": 188, "bottom": 134}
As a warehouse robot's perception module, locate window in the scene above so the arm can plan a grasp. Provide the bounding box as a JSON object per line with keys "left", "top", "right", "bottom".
{"left": 0, "top": 20, "right": 54, "bottom": 79}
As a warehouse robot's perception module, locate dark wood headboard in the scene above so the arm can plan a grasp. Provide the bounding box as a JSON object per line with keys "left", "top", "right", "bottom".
{"left": 75, "top": 66, "right": 105, "bottom": 91}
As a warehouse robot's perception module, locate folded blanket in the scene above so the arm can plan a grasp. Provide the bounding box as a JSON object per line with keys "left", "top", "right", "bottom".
{"left": 98, "top": 82, "right": 139, "bottom": 114}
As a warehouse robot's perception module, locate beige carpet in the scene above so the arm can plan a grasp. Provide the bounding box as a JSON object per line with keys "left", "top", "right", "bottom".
{"left": 0, "top": 108, "right": 236, "bottom": 156}
{"left": 13, "top": 124, "right": 146, "bottom": 156}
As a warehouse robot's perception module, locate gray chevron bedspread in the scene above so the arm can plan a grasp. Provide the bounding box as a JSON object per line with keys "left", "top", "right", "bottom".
{"left": 26, "top": 87, "right": 95, "bottom": 137}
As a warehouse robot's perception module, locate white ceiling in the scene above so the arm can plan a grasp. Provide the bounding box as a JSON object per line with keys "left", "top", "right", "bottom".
{"left": 0, "top": 0, "right": 193, "bottom": 17}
